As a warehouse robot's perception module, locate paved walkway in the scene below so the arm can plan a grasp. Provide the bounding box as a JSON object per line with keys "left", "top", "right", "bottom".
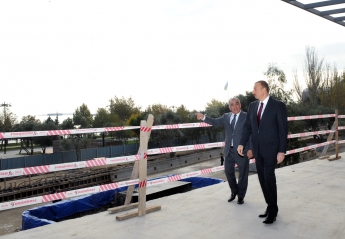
{"left": 1, "top": 151, "right": 344, "bottom": 239}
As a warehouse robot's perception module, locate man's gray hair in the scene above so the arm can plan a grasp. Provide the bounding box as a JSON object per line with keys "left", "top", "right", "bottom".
{"left": 228, "top": 97, "right": 241, "bottom": 105}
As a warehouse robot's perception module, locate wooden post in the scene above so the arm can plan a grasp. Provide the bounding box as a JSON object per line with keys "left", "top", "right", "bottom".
{"left": 115, "top": 114, "right": 160, "bottom": 221}
{"left": 138, "top": 115, "right": 153, "bottom": 216}
{"left": 329, "top": 109, "right": 341, "bottom": 161}
{"left": 124, "top": 114, "right": 154, "bottom": 205}
{"left": 123, "top": 161, "right": 140, "bottom": 205}
{"left": 116, "top": 205, "right": 161, "bottom": 221}
{"left": 319, "top": 121, "right": 336, "bottom": 159}
{"left": 335, "top": 109, "right": 339, "bottom": 159}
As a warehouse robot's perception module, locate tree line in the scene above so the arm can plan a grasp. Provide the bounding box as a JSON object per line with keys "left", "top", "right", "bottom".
{"left": 0, "top": 46, "right": 344, "bottom": 166}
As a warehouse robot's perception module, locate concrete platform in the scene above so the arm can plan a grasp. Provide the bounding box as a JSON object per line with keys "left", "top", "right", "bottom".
{"left": 1, "top": 152, "right": 345, "bottom": 239}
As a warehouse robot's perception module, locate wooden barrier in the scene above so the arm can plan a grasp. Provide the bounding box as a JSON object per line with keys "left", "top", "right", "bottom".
{"left": 318, "top": 109, "right": 342, "bottom": 161}
{"left": 329, "top": 109, "right": 341, "bottom": 161}
{"left": 107, "top": 114, "right": 161, "bottom": 221}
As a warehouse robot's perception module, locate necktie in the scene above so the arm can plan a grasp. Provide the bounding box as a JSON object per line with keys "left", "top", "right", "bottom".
{"left": 257, "top": 102, "right": 264, "bottom": 126}
{"left": 231, "top": 114, "right": 237, "bottom": 130}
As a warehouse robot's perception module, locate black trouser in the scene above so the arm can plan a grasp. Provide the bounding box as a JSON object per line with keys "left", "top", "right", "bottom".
{"left": 224, "top": 147, "right": 249, "bottom": 198}
{"left": 255, "top": 151, "right": 278, "bottom": 217}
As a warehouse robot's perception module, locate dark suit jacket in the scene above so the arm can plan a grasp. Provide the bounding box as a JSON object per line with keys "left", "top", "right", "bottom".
{"left": 240, "top": 97, "right": 288, "bottom": 159}
{"left": 204, "top": 111, "right": 250, "bottom": 157}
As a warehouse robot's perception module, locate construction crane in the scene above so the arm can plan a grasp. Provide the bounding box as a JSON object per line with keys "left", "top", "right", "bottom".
{"left": 37, "top": 112, "right": 74, "bottom": 117}
{"left": 37, "top": 112, "right": 74, "bottom": 125}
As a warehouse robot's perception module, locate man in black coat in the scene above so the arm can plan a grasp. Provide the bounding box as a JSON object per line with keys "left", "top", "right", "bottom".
{"left": 237, "top": 80, "right": 288, "bottom": 224}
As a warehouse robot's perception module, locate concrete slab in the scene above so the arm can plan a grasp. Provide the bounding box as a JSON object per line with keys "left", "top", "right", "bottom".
{"left": 1, "top": 153, "right": 345, "bottom": 239}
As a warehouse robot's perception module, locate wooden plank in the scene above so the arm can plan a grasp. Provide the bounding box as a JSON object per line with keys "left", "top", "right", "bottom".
{"left": 124, "top": 161, "right": 140, "bottom": 205}
{"left": 328, "top": 155, "right": 341, "bottom": 161}
{"left": 107, "top": 202, "right": 138, "bottom": 214}
{"left": 320, "top": 121, "right": 336, "bottom": 157}
{"left": 124, "top": 114, "right": 154, "bottom": 205}
{"left": 335, "top": 109, "right": 339, "bottom": 159}
{"left": 328, "top": 110, "right": 341, "bottom": 161}
{"left": 138, "top": 114, "right": 154, "bottom": 216}
{"left": 138, "top": 119, "right": 148, "bottom": 216}
{"left": 318, "top": 155, "right": 330, "bottom": 159}
{"left": 116, "top": 205, "right": 161, "bottom": 221}
{"left": 328, "top": 109, "right": 341, "bottom": 161}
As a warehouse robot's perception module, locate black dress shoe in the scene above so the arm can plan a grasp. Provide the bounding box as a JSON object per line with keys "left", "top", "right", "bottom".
{"left": 237, "top": 198, "right": 244, "bottom": 204}
{"left": 258, "top": 211, "right": 268, "bottom": 218}
{"left": 228, "top": 193, "right": 237, "bottom": 202}
{"left": 263, "top": 216, "right": 276, "bottom": 224}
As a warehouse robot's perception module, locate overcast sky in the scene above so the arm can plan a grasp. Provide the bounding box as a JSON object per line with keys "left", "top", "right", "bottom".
{"left": 1, "top": 0, "right": 345, "bottom": 123}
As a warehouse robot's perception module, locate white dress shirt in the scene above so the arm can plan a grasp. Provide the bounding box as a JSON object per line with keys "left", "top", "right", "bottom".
{"left": 230, "top": 111, "right": 241, "bottom": 146}
{"left": 257, "top": 95, "right": 270, "bottom": 118}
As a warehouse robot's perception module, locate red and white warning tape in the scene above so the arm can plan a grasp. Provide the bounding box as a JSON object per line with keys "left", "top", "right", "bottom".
{"left": 288, "top": 114, "right": 335, "bottom": 121}
{"left": 0, "top": 135, "right": 341, "bottom": 211}
{"left": 140, "top": 126, "right": 152, "bottom": 132}
{"left": 288, "top": 130, "right": 334, "bottom": 139}
{"left": 2, "top": 132, "right": 345, "bottom": 179}
{"left": 0, "top": 158, "right": 254, "bottom": 211}
{"left": 285, "top": 140, "right": 335, "bottom": 155}
{"left": 287, "top": 125, "right": 345, "bottom": 139}
{"left": 0, "top": 142, "right": 224, "bottom": 179}
{"left": 1, "top": 114, "right": 344, "bottom": 139}
{"left": 0, "top": 123, "right": 211, "bottom": 139}
{"left": 337, "top": 140, "right": 345, "bottom": 145}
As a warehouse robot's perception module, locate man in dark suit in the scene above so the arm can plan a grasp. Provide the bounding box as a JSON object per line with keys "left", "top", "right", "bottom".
{"left": 237, "top": 80, "right": 288, "bottom": 224}
{"left": 196, "top": 97, "right": 252, "bottom": 205}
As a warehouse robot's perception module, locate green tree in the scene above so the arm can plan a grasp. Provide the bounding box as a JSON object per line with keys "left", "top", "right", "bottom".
{"left": 0, "top": 106, "right": 17, "bottom": 132}
{"left": 292, "top": 69, "right": 303, "bottom": 103}
{"left": 205, "top": 99, "right": 226, "bottom": 113}
{"left": 127, "top": 112, "right": 145, "bottom": 141}
{"left": 54, "top": 116, "right": 59, "bottom": 126}
{"left": 73, "top": 103, "right": 93, "bottom": 128}
{"left": 146, "top": 103, "right": 169, "bottom": 116}
{"left": 18, "top": 115, "right": 40, "bottom": 130}
{"left": 184, "top": 112, "right": 205, "bottom": 144}
{"left": 204, "top": 99, "right": 226, "bottom": 143}
{"left": 108, "top": 96, "right": 141, "bottom": 124}
{"left": 303, "top": 46, "right": 325, "bottom": 106}
{"left": 11, "top": 115, "right": 40, "bottom": 155}
{"left": 264, "top": 63, "right": 293, "bottom": 104}
{"left": 235, "top": 91, "right": 256, "bottom": 112}
{"left": 44, "top": 116, "right": 54, "bottom": 124}
{"left": 61, "top": 117, "right": 74, "bottom": 130}
{"left": 60, "top": 134, "right": 92, "bottom": 161}
{"left": 319, "top": 66, "right": 345, "bottom": 114}
{"left": 32, "top": 121, "right": 59, "bottom": 154}
{"left": 151, "top": 110, "right": 181, "bottom": 147}
{"left": 93, "top": 108, "right": 111, "bottom": 128}
{"left": 175, "top": 105, "right": 190, "bottom": 123}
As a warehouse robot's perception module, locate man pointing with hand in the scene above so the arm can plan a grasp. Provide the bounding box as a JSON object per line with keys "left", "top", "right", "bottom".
{"left": 196, "top": 97, "right": 252, "bottom": 205}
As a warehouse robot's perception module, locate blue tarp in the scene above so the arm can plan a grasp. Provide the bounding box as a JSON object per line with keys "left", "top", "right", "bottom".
{"left": 22, "top": 176, "right": 224, "bottom": 230}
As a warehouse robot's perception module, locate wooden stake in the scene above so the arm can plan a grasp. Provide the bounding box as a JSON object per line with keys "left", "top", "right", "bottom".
{"left": 108, "top": 202, "right": 139, "bottom": 214}
{"left": 124, "top": 115, "right": 154, "bottom": 205}
{"left": 124, "top": 161, "right": 140, "bottom": 205}
{"left": 138, "top": 115, "right": 154, "bottom": 216}
{"left": 115, "top": 114, "right": 159, "bottom": 221}
{"left": 319, "top": 121, "right": 336, "bottom": 158}
{"left": 328, "top": 109, "right": 341, "bottom": 161}
{"left": 116, "top": 205, "right": 161, "bottom": 221}
{"left": 318, "top": 155, "right": 330, "bottom": 159}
